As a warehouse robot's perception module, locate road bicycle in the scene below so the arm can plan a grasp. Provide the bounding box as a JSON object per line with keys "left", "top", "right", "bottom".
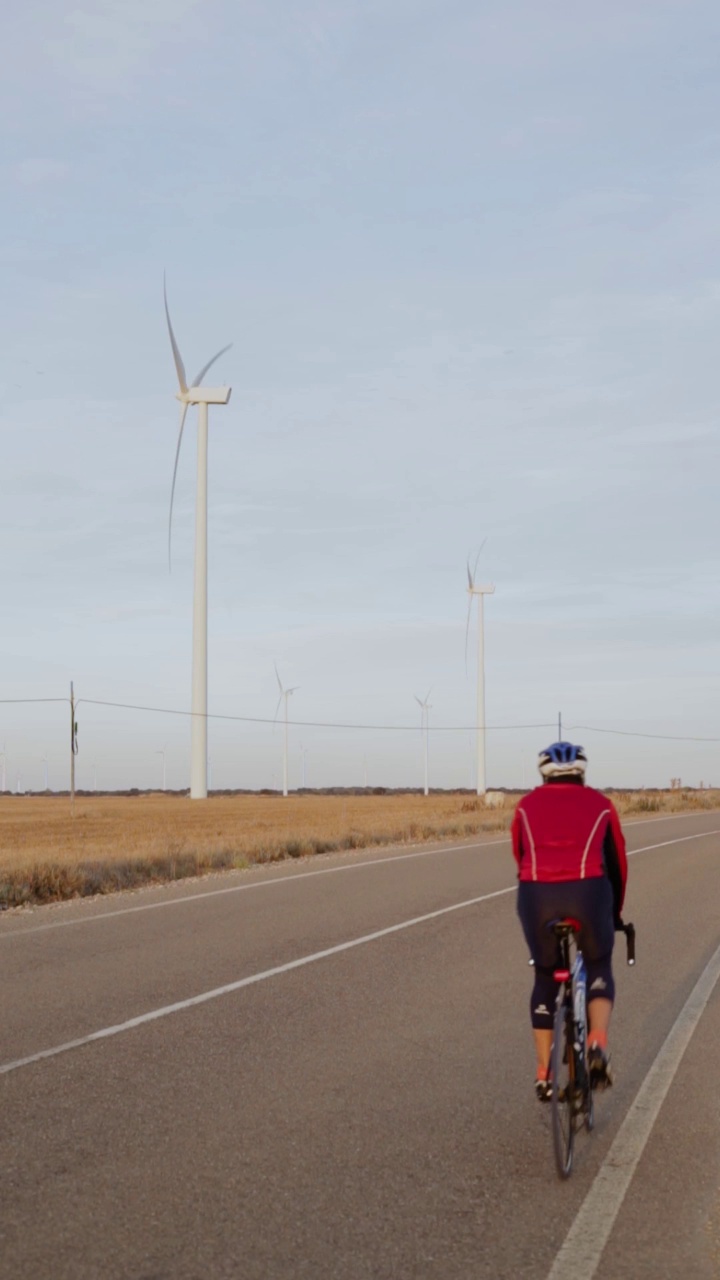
{"left": 548, "top": 916, "right": 635, "bottom": 1179}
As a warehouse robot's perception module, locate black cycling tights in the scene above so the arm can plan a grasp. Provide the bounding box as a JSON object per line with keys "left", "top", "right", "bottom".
{"left": 516, "top": 877, "right": 616, "bottom": 1030}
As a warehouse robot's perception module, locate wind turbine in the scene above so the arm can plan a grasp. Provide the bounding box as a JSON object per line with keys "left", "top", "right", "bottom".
{"left": 164, "top": 277, "right": 232, "bottom": 801}
{"left": 274, "top": 664, "right": 299, "bottom": 798}
{"left": 414, "top": 689, "right": 432, "bottom": 796}
{"left": 466, "top": 546, "right": 495, "bottom": 796}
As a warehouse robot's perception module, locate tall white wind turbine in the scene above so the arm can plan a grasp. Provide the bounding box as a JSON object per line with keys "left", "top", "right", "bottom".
{"left": 414, "top": 689, "right": 432, "bottom": 796}
{"left": 466, "top": 547, "right": 495, "bottom": 796}
{"left": 274, "top": 665, "right": 299, "bottom": 798}
{"left": 164, "top": 277, "right": 232, "bottom": 801}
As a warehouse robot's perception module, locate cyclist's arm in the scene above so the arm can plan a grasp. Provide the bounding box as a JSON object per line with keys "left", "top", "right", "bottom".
{"left": 511, "top": 806, "right": 524, "bottom": 874}
{"left": 603, "top": 803, "right": 627, "bottom": 919}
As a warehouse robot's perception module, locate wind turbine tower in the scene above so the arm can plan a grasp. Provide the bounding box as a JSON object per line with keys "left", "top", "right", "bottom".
{"left": 466, "top": 553, "right": 495, "bottom": 796}
{"left": 414, "top": 690, "right": 432, "bottom": 797}
{"left": 274, "top": 665, "right": 299, "bottom": 798}
{"left": 164, "top": 279, "right": 232, "bottom": 800}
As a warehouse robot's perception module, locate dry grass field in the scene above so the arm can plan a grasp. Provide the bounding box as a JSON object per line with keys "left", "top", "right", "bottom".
{"left": 0, "top": 788, "right": 717, "bottom": 908}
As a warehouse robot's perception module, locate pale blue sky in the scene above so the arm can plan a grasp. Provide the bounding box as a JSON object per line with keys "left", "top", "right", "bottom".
{"left": 1, "top": 1, "right": 719, "bottom": 791}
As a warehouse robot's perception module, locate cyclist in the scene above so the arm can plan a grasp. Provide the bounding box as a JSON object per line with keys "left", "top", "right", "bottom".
{"left": 511, "top": 742, "right": 627, "bottom": 1101}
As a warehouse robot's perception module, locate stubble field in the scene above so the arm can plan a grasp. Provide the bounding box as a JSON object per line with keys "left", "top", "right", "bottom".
{"left": 0, "top": 788, "right": 716, "bottom": 908}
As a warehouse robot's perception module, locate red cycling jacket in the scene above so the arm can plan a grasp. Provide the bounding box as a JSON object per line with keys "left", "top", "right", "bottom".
{"left": 511, "top": 781, "right": 627, "bottom": 914}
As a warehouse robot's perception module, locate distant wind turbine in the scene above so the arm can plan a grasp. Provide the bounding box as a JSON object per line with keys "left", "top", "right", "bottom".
{"left": 414, "top": 689, "right": 432, "bottom": 797}
{"left": 164, "top": 277, "right": 232, "bottom": 801}
{"left": 274, "top": 664, "right": 299, "bottom": 798}
{"left": 466, "top": 546, "right": 495, "bottom": 796}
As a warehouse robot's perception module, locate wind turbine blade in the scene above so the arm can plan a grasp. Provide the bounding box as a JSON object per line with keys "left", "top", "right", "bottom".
{"left": 464, "top": 593, "right": 473, "bottom": 675}
{"left": 287, "top": 686, "right": 300, "bottom": 696}
{"left": 163, "top": 275, "right": 188, "bottom": 395}
{"left": 168, "top": 401, "right": 189, "bottom": 571}
{"left": 473, "top": 536, "right": 488, "bottom": 584}
{"left": 191, "top": 344, "right": 232, "bottom": 388}
{"left": 273, "top": 694, "right": 283, "bottom": 725}
{"left": 414, "top": 695, "right": 423, "bottom": 707}
{"left": 274, "top": 662, "right": 284, "bottom": 695}
{"left": 467, "top": 537, "right": 488, "bottom": 591}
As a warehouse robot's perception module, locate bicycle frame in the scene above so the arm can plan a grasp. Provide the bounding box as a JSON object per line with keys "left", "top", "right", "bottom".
{"left": 548, "top": 917, "right": 635, "bottom": 1178}
{"left": 550, "top": 919, "right": 594, "bottom": 1178}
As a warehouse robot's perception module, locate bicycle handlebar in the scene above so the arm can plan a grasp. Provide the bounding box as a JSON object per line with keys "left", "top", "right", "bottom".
{"left": 615, "top": 919, "right": 636, "bottom": 966}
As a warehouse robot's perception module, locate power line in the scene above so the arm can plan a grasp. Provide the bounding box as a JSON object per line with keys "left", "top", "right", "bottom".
{"left": 0, "top": 698, "right": 68, "bottom": 705}
{"left": 3, "top": 696, "right": 718, "bottom": 742}
{"left": 568, "top": 724, "right": 720, "bottom": 744}
{"left": 78, "top": 698, "right": 556, "bottom": 733}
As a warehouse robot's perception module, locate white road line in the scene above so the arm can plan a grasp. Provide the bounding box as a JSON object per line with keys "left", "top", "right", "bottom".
{"left": 547, "top": 937, "right": 720, "bottom": 1280}
{"left": 626, "top": 829, "right": 720, "bottom": 859}
{"left": 0, "top": 886, "right": 515, "bottom": 1077}
{"left": 1, "top": 828, "right": 717, "bottom": 1077}
{"left": 1, "top": 811, "right": 713, "bottom": 940}
{"left": 0, "top": 837, "right": 510, "bottom": 939}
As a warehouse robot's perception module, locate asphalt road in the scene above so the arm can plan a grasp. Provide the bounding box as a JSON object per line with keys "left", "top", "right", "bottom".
{"left": 1, "top": 811, "right": 719, "bottom": 1279}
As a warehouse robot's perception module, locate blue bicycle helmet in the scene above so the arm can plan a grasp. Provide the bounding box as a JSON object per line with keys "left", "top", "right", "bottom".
{"left": 538, "top": 741, "right": 587, "bottom": 780}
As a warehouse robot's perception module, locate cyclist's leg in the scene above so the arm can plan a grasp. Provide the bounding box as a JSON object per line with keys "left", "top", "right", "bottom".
{"left": 517, "top": 882, "right": 562, "bottom": 1082}
{"left": 575, "top": 877, "right": 615, "bottom": 1021}
{"left": 587, "top": 997, "right": 612, "bottom": 1042}
{"left": 574, "top": 878, "right": 616, "bottom": 1086}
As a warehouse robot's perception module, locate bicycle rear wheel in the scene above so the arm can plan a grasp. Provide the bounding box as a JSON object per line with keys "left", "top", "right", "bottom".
{"left": 585, "top": 1078, "right": 595, "bottom": 1131}
{"left": 551, "top": 996, "right": 575, "bottom": 1179}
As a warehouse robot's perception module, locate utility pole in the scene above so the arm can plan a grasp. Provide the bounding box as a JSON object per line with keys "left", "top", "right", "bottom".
{"left": 70, "top": 682, "right": 78, "bottom": 811}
